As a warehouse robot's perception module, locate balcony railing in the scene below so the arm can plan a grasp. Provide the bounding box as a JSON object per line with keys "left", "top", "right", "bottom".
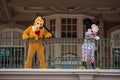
{"left": 0, "top": 38, "right": 120, "bottom": 69}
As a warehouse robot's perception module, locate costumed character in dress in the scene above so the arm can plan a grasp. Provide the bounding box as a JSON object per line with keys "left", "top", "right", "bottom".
{"left": 81, "top": 18, "right": 100, "bottom": 69}
{"left": 22, "top": 16, "right": 53, "bottom": 68}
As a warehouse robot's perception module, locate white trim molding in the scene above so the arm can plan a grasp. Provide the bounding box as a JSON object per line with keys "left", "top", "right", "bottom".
{"left": 0, "top": 69, "right": 120, "bottom": 80}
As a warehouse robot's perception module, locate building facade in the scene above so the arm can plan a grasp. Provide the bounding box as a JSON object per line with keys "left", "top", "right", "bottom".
{"left": 0, "top": 14, "right": 120, "bottom": 69}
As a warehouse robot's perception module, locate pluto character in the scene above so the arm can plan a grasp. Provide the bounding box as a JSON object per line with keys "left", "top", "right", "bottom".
{"left": 22, "top": 16, "right": 52, "bottom": 68}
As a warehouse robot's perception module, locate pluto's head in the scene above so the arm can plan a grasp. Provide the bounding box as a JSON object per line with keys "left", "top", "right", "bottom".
{"left": 34, "top": 16, "right": 44, "bottom": 31}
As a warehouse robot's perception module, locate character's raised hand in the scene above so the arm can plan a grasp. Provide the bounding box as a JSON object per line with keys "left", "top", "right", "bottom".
{"left": 44, "top": 33, "right": 52, "bottom": 38}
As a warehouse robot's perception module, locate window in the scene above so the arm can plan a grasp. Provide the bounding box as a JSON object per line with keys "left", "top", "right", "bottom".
{"left": 113, "top": 33, "right": 120, "bottom": 46}
{"left": 61, "top": 18, "right": 77, "bottom": 38}
{"left": 0, "top": 47, "right": 24, "bottom": 68}
{"left": 50, "top": 19, "right": 56, "bottom": 36}
{"left": 112, "top": 48, "right": 120, "bottom": 69}
{"left": 0, "top": 30, "right": 23, "bottom": 45}
{"left": 111, "top": 30, "right": 120, "bottom": 69}
{"left": 0, "top": 29, "right": 25, "bottom": 68}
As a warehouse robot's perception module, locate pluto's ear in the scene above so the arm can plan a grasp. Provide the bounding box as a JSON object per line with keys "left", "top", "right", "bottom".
{"left": 83, "top": 18, "right": 93, "bottom": 28}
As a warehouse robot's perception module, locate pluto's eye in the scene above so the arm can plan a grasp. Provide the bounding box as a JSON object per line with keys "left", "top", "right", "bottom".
{"left": 37, "top": 22, "right": 39, "bottom": 25}
{"left": 36, "top": 21, "right": 40, "bottom": 25}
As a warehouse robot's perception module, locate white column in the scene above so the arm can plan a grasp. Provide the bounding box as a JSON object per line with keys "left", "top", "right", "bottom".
{"left": 99, "top": 17, "right": 104, "bottom": 38}
{"left": 77, "top": 17, "right": 83, "bottom": 38}
{"left": 55, "top": 17, "right": 61, "bottom": 38}
{"left": 77, "top": 17, "right": 83, "bottom": 59}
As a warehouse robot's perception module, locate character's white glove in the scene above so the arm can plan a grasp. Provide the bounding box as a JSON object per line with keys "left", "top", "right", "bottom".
{"left": 94, "top": 36, "right": 100, "bottom": 40}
